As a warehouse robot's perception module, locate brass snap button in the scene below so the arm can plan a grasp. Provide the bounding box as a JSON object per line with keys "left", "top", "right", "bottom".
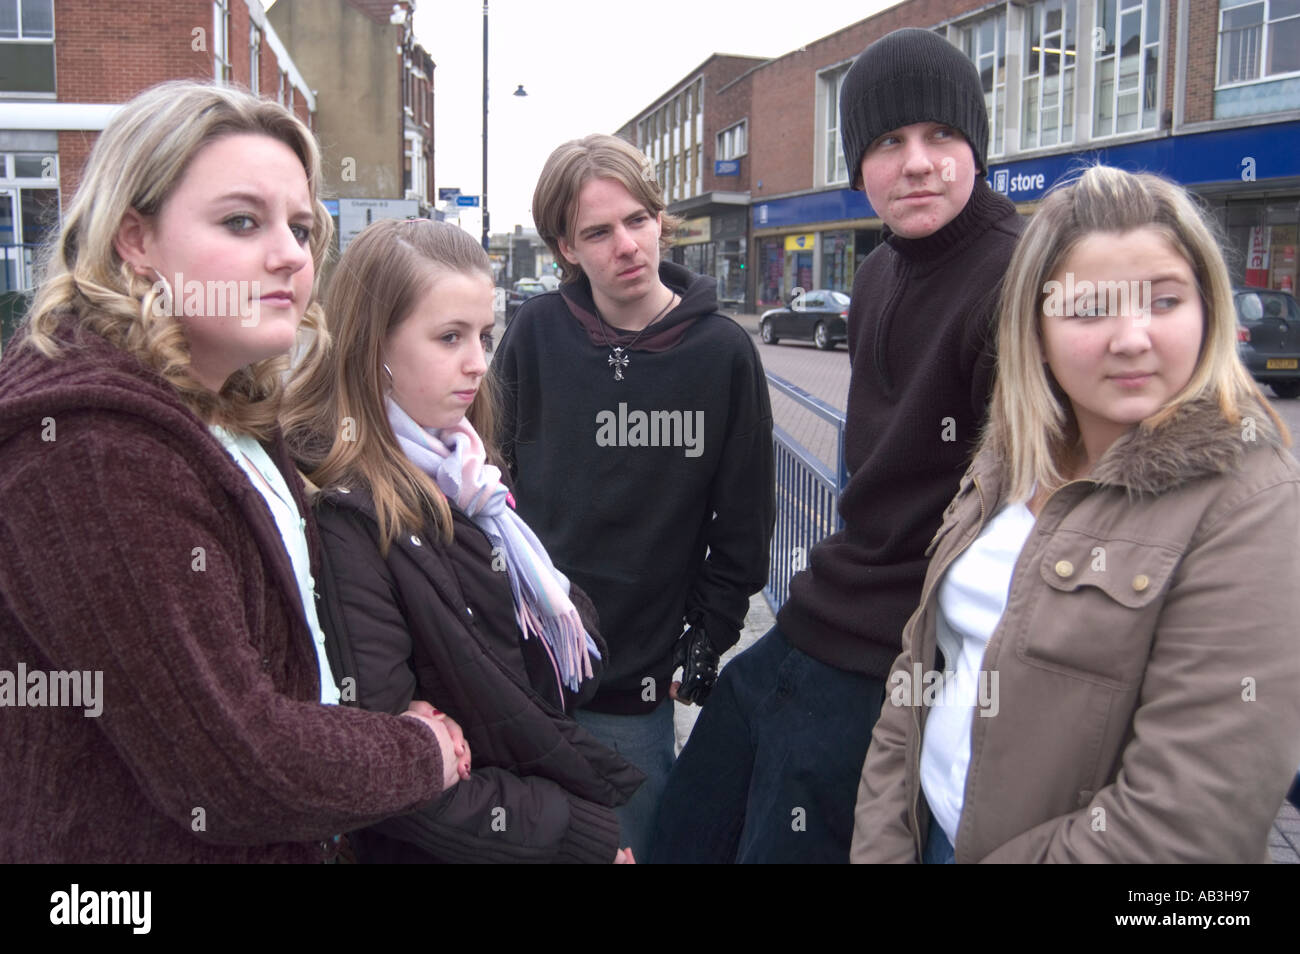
{"left": 1054, "top": 560, "right": 1074, "bottom": 578}
{"left": 1132, "top": 574, "right": 1150, "bottom": 592}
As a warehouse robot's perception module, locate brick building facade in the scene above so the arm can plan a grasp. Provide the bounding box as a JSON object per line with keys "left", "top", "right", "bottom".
{"left": 618, "top": 0, "right": 1300, "bottom": 310}
{"left": 268, "top": 0, "right": 436, "bottom": 213}
{"left": 0, "top": 0, "right": 315, "bottom": 292}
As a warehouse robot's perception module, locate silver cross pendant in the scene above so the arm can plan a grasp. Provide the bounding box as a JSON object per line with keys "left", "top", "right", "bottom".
{"left": 608, "top": 347, "right": 629, "bottom": 381}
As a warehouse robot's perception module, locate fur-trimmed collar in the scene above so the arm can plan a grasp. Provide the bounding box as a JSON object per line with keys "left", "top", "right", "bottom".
{"left": 978, "top": 393, "right": 1286, "bottom": 497}
{"left": 1092, "top": 395, "right": 1283, "bottom": 494}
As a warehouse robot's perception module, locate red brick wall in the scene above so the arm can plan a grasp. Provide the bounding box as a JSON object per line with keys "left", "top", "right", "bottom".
{"left": 54, "top": 0, "right": 209, "bottom": 203}
{"left": 1184, "top": 0, "right": 1216, "bottom": 123}
{"left": 53, "top": 1, "right": 314, "bottom": 202}
{"left": 55, "top": 0, "right": 210, "bottom": 102}
{"left": 749, "top": 0, "right": 992, "bottom": 198}
{"left": 703, "top": 70, "right": 753, "bottom": 193}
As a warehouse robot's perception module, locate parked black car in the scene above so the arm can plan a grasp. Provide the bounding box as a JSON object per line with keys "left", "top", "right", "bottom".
{"left": 505, "top": 279, "right": 547, "bottom": 324}
{"left": 758, "top": 289, "right": 850, "bottom": 350}
{"left": 1235, "top": 287, "right": 1300, "bottom": 399}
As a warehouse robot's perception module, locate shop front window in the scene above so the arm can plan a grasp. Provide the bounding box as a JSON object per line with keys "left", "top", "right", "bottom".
{"left": 759, "top": 238, "right": 785, "bottom": 307}
{"left": 820, "top": 230, "right": 854, "bottom": 294}
{"left": 1226, "top": 199, "right": 1299, "bottom": 293}
{"left": 718, "top": 237, "right": 747, "bottom": 307}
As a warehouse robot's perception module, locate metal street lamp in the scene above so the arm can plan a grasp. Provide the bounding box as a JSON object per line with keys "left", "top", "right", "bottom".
{"left": 481, "top": 2, "right": 528, "bottom": 251}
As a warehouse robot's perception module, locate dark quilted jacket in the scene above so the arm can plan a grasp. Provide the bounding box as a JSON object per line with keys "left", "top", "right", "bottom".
{"left": 313, "top": 484, "right": 645, "bottom": 863}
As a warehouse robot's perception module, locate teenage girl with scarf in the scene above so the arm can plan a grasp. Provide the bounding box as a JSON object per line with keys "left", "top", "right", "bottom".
{"left": 283, "top": 219, "right": 643, "bottom": 863}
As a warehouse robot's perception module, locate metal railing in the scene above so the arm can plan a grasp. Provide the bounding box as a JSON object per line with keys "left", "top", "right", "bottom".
{"left": 764, "top": 372, "right": 848, "bottom": 612}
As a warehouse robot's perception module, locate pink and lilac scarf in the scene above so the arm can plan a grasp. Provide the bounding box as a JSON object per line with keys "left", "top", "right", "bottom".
{"left": 387, "top": 398, "right": 598, "bottom": 694}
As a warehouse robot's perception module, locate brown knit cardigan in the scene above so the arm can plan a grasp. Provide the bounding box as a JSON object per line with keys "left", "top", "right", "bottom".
{"left": 0, "top": 327, "right": 446, "bottom": 862}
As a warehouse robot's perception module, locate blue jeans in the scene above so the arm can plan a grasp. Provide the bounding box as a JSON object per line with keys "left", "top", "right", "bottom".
{"left": 647, "top": 625, "right": 885, "bottom": 863}
{"left": 923, "top": 814, "right": 956, "bottom": 864}
{"left": 574, "top": 702, "right": 675, "bottom": 861}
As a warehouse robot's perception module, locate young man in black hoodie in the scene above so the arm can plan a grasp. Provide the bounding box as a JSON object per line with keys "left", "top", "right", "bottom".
{"left": 650, "top": 28, "right": 1025, "bottom": 863}
{"left": 491, "top": 133, "right": 775, "bottom": 860}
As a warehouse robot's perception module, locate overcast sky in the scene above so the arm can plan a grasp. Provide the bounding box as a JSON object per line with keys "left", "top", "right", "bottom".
{"left": 410, "top": 0, "right": 902, "bottom": 236}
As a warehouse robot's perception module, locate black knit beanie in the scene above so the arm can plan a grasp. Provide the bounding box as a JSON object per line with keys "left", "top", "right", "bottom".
{"left": 840, "top": 28, "right": 989, "bottom": 189}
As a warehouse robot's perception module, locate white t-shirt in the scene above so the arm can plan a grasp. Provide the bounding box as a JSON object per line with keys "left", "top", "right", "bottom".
{"left": 210, "top": 425, "right": 341, "bottom": 706}
{"left": 919, "top": 498, "right": 1035, "bottom": 845}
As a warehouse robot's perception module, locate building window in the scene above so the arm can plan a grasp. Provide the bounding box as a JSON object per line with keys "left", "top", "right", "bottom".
{"left": 213, "top": 0, "right": 231, "bottom": 84}
{"left": 819, "top": 64, "right": 851, "bottom": 185}
{"left": 249, "top": 25, "right": 261, "bottom": 97}
{"left": 1218, "top": 0, "right": 1300, "bottom": 86}
{"left": 1093, "top": 0, "right": 1161, "bottom": 137}
{"left": 0, "top": 0, "right": 55, "bottom": 95}
{"left": 961, "top": 15, "right": 1006, "bottom": 156}
{"left": 717, "top": 120, "right": 747, "bottom": 160}
{"left": 1023, "top": 0, "right": 1077, "bottom": 149}
{"left": 1, "top": 151, "right": 60, "bottom": 291}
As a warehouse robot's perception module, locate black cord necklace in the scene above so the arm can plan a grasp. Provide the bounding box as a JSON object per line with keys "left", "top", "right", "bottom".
{"left": 596, "top": 291, "right": 678, "bottom": 381}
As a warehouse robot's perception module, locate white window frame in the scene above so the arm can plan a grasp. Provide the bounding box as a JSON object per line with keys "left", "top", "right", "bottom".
{"left": 817, "top": 63, "right": 851, "bottom": 186}
{"left": 1092, "top": 0, "right": 1162, "bottom": 138}
{"left": 1216, "top": 0, "right": 1300, "bottom": 89}
{"left": 961, "top": 13, "right": 1006, "bottom": 157}
{"left": 249, "top": 24, "right": 261, "bottom": 97}
{"left": 0, "top": 0, "right": 54, "bottom": 39}
{"left": 213, "top": 0, "right": 231, "bottom": 84}
{"left": 716, "top": 120, "right": 748, "bottom": 161}
{"left": 0, "top": 0, "right": 56, "bottom": 97}
{"left": 1022, "top": 0, "right": 1078, "bottom": 150}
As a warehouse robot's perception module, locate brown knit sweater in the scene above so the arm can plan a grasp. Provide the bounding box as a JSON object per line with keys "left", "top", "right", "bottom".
{"left": 0, "top": 326, "right": 446, "bottom": 862}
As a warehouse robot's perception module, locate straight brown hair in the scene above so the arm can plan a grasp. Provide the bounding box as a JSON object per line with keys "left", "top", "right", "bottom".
{"left": 532, "top": 134, "right": 680, "bottom": 284}
{"left": 283, "top": 219, "right": 497, "bottom": 550}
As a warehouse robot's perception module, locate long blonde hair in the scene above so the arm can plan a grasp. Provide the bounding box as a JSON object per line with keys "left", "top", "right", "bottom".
{"left": 991, "top": 165, "right": 1283, "bottom": 500}
{"left": 282, "top": 219, "right": 498, "bottom": 551}
{"left": 23, "top": 81, "right": 334, "bottom": 438}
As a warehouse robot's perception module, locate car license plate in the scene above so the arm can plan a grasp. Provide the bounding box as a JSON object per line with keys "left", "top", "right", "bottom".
{"left": 1266, "top": 359, "right": 1298, "bottom": 369}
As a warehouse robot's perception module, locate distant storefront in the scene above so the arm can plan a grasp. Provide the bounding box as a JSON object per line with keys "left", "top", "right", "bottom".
{"left": 751, "top": 120, "right": 1300, "bottom": 304}
{"left": 670, "top": 204, "right": 749, "bottom": 309}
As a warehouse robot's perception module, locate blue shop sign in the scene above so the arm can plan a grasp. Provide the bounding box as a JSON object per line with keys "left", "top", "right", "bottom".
{"left": 715, "top": 159, "right": 740, "bottom": 176}
{"left": 754, "top": 120, "right": 1300, "bottom": 228}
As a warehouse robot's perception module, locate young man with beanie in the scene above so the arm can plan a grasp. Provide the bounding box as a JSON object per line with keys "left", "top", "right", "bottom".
{"left": 491, "top": 134, "right": 775, "bottom": 861}
{"left": 650, "top": 28, "right": 1024, "bottom": 863}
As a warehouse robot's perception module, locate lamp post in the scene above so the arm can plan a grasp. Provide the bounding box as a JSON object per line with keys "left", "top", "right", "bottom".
{"left": 481, "top": 1, "right": 526, "bottom": 253}
{"left": 481, "top": 0, "right": 489, "bottom": 251}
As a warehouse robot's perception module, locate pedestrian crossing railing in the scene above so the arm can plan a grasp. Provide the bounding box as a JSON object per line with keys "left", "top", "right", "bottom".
{"left": 764, "top": 372, "right": 847, "bottom": 612}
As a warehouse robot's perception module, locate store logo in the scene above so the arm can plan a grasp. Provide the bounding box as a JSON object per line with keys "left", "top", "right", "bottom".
{"left": 992, "top": 169, "right": 1047, "bottom": 196}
